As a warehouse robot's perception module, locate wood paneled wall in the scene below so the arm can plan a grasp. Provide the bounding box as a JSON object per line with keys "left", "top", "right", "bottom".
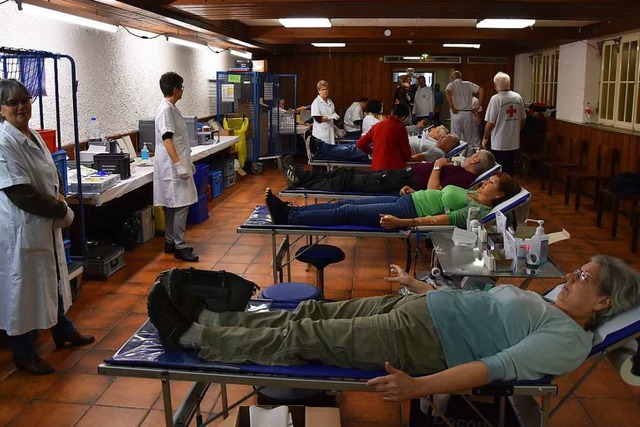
{"left": 547, "top": 119, "right": 640, "bottom": 174}
{"left": 267, "top": 53, "right": 514, "bottom": 116}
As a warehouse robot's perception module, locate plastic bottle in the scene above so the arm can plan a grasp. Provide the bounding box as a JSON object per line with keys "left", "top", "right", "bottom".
{"left": 467, "top": 206, "right": 480, "bottom": 231}
{"left": 141, "top": 143, "right": 150, "bottom": 161}
{"left": 89, "top": 117, "right": 101, "bottom": 141}
{"left": 526, "top": 219, "right": 549, "bottom": 263}
{"left": 584, "top": 103, "right": 592, "bottom": 124}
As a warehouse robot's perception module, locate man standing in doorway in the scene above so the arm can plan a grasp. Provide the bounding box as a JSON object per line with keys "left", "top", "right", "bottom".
{"left": 153, "top": 72, "right": 199, "bottom": 262}
{"left": 445, "top": 71, "right": 483, "bottom": 143}
{"left": 412, "top": 76, "right": 434, "bottom": 124}
{"left": 483, "top": 72, "right": 526, "bottom": 175}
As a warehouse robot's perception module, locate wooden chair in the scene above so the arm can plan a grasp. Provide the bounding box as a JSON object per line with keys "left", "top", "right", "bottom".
{"left": 541, "top": 139, "right": 589, "bottom": 195}
{"left": 519, "top": 131, "right": 558, "bottom": 182}
{"left": 564, "top": 146, "right": 620, "bottom": 211}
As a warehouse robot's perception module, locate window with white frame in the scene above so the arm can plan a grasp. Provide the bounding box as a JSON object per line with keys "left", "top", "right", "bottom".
{"left": 531, "top": 49, "right": 558, "bottom": 106}
{"left": 599, "top": 33, "right": 640, "bottom": 129}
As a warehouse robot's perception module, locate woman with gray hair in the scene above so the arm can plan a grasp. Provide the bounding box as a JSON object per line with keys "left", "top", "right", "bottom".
{"left": 0, "top": 79, "right": 94, "bottom": 375}
{"left": 147, "top": 254, "right": 640, "bottom": 402}
{"left": 310, "top": 79, "right": 337, "bottom": 144}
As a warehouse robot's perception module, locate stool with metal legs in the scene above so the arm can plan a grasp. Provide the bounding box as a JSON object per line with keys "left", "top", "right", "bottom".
{"left": 295, "top": 244, "right": 345, "bottom": 294}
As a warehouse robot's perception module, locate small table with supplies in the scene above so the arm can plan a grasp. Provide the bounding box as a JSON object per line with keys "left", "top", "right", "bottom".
{"left": 429, "top": 231, "right": 565, "bottom": 289}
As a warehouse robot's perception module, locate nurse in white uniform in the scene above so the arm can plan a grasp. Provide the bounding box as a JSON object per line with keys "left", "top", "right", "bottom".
{"left": 154, "top": 72, "right": 199, "bottom": 262}
{"left": 0, "top": 79, "right": 94, "bottom": 375}
{"left": 311, "top": 80, "right": 337, "bottom": 144}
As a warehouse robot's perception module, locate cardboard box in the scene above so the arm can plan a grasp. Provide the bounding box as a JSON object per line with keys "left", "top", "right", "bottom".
{"left": 219, "top": 129, "right": 235, "bottom": 136}
{"left": 219, "top": 405, "right": 340, "bottom": 427}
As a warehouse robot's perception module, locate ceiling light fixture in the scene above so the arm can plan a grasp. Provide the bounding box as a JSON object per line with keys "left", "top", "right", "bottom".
{"left": 167, "top": 36, "right": 207, "bottom": 50}
{"left": 311, "top": 43, "right": 346, "bottom": 48}
{"left": 22, "top": 2, "right": 119, "bottom": 33}
{"left": 230, "top": 49, "right": 253, "bottom": 59}
{"left": 403, "top": 56, "right": 421, "bottom": 60}
{"left": 443, "top": 43, "right": 481, "bottom": 49}
{"left": 164, "top": 17, "right": 206, "bottom": 33}
{"left": 279, "top": 18, "right": 331, "bottom": 28}
{"left": 228, "top": 38, "right": 257, "bottom": 49}
{"left": 476, "top": 19, "right": 535, "bottom": 29}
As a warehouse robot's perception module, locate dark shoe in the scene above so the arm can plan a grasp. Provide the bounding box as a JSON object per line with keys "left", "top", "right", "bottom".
{"left": 14, "top": 354, "right": 54, "bottom": 375}
{"left": 282, "top": 155, "right": 300, "bottom": 187}
{"left": 164, "top": 242, "right": 193, "bottom": 254}
{"left": 147, "top": 282, "right": 192, "bottom": 350}
{"left": 174, "top": 248, "right": 199, "bottom": 262}
{"left": 264, "top": 188, "right": 290, "bottom": 225}
{"left": 160, "top": 268, "right": 205, "bottom": 322}
{"left": 53, "top": 330, "right": 95, "bottom": 349}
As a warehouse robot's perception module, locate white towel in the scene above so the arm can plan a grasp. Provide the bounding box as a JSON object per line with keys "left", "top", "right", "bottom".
{"left": 249, "top": 405, "right": 292, "bottom": 427}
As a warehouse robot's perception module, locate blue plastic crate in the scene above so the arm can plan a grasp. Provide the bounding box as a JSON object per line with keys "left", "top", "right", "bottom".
{"left": 51, "top": 150, "right": 69, "bottom": 195}
{"left": 63, "top": 238, "right": 71, "bottom": 264}
{"left": 193, "top": 163, "right": 210, "bottom": 195}
{"left": 187, "top": 193, "right": 209, "bottom": 224}
{"left": 209, "top": 170, "right": 223, "bottom": 198}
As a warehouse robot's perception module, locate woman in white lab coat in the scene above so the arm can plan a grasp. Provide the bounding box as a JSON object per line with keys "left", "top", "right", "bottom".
{"left": 153, "top": 72, "right": 199, "bottom": 262}
{"left": 0, "top": 79, "right": 94, "bottom": 375}
{"left": 310, "top": 80, "right": 337, "bottom": 144}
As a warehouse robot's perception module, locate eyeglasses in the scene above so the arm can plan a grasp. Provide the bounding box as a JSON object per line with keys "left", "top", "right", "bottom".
{"left": 3, "top": 96, "right": 33, "bottom": 108}
{"left": 573, "top": 268, "right": 593, "bottom": 283}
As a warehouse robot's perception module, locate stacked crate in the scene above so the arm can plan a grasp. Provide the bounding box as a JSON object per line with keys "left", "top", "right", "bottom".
{"left": 187, "top": 163, "right": 210, "bottom": 224}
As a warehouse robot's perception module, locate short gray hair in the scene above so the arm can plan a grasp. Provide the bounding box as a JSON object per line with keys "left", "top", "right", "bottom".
{"left": 493, "top": 72, "right": 511, "bottom": 91}
{"left": 0, "top": 79, "right": 30, "bottom": 123}
{"left": 474, "top": 149, "right": 496, "bottom": 174}
{"left": 436, "top": 126, "right": 449, "bottom": 139}
{"left": 591, "top": 255, "right": 640, "bottom": 327}
{"left": 316, "top": 80, "right": 329, "bottom": 91}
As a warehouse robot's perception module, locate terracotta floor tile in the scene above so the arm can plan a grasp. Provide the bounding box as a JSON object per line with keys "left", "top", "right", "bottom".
{"left": 566, "top": 360, "right": 635, "bottom": 398}
{"left": 69, "top": 349, "right": 116, "bottom": 375}
{"left": 9, "top": 400, "right": 88, "bottom": 427}
{"left": 582, "top": 396, "right": 640, "bottom": 427}
{"left": 74, "top": 309, "right": 127, "bottom": 330}
{"left": 75, "top": 405, "right": 147, "bottom": 427}
{"left": 0, "top": 371, "right": 59, "bottom": 399}
{"left": 45, "top": 346, "right": 91, "bottom": 373}
{"left": 42, "top": 373, "right": 113, "bottom": 404}
{"left": 96, "top": 377, "right": 161, "bottom": 408}
{"left": 547, "top": 396, "right": 594, "bottom": 427}
{"left": 89, "top": 294, "right": 144, "bottom": 314}
{"left": 0, "top": 398, "right": 28, "bottom": 426}
{"left": 339, "top": 391, "right": 401, "bottom": 425}
{"left": 139, "top": 409, "right": 172, "bottom": 427}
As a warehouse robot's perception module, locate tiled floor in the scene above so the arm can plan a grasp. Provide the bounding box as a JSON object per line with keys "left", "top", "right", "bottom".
{"left": 1, "top": 160, "right": 639, "bottom": 426}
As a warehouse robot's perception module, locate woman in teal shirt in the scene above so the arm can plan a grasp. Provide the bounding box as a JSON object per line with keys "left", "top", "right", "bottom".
{"left": 265, "top": 172, "right": 519, "bottom": 229}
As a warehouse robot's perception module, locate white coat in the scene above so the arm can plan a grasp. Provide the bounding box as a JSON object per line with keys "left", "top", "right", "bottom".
{"left": 153, "top": 99, "right": 198, "bottom": 208}
{"left": 310, "top": 95, "right": 336, "bottom": 144}
{"left": 0, "top": 121, "right": 72, "bottom": 336}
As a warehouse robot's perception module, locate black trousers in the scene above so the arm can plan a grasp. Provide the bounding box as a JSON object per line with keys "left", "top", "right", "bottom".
{"left": 296, "top": 168, "right": 416, "bottom": 194}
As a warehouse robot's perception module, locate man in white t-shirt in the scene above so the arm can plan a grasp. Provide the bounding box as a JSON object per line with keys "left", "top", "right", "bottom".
{"left": 483, "top": 72, "right": 526, "bottom": 175}
{"left": 445, "top": 71, "right": 483, "bottom": 143}
{"left": 343, "top": 97, "right": 369, "bottom": 139}
{"left": 412, "top": 76, "right": 434, "bottom": 123}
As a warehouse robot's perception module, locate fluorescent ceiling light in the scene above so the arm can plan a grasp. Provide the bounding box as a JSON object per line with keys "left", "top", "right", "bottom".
{"left": 22, "top": 2, "right": 118, "bottom": 33}
{"left": 228, "top": 38, "right": 257, "bottom": 49}
{"left": 476, "top": 19, "right": 535, "bottom": 29}
{"left": 311, "top": 43, "right": 346, "bottom": 48}
{"left": 403, "top": 56, "right": 421, "bottom": 60}
{"left": 165, "top": 17, "right": 205, "bottom": 33}
{"left": 230, "top": 49, "right": 253, "bottom": 59}
{"left": 279, "top": 18, "right": 331, "bottom": 28}
{"left": 167, "top": 36, "right": 207, "bottom": 50}
{"left": 443, "top": 43, "right": 481, "bottom": 49}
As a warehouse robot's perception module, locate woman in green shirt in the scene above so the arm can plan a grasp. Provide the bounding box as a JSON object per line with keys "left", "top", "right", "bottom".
{"left": 265, "top": 172, "right": 519, "bottom": 229}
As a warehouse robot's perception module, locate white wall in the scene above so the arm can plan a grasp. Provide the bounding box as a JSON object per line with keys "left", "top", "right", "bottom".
{"left": 0, "top": 3, "right": 234, "bottom": 146}
{"left": 514, "top": 54, "right": 532, "bottom": 103}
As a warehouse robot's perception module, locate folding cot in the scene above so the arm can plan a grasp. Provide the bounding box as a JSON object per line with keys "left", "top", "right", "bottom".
{"left": 98, "top": 290, "right": 640, "bottom": 427}
{"left": 280, "top": 162, "right": 502, "bottom": 203}
{"left": 308, "top": 140, "right": 469, "bottom": 170}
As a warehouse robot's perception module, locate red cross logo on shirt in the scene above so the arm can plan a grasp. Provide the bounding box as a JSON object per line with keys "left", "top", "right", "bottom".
{"left": 506, "top": 105, "right": 518, "bottom": 117}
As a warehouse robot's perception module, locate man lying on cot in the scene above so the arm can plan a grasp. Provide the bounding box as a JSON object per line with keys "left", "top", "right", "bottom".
{"left": 146, "top": 255, "right": 640, "bottom": 401}
{"left": 266, "top": 171, "right": 518, "bottom": 229}
{"left": 283, "top": 149, "right": 496, "bottom": 194}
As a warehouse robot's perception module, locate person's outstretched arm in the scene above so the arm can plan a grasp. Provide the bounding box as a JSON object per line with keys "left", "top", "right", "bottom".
{"left": 367, "top": 361, "right": 489, "bottom": 401}
{"left": 379, "top": 212, "right": 450, "bottom": 228}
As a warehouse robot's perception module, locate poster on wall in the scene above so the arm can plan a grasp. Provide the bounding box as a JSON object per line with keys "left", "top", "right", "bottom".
{"left": 221, "top": 84, "right": 235, "bottom": 102}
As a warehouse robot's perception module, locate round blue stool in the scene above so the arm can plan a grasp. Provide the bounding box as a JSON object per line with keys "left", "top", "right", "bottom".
{"left": 261, "top": 282, "right": 322, "bottom": 310}
{"left": 295, "top": 244, "right": 345, "bottom": 294}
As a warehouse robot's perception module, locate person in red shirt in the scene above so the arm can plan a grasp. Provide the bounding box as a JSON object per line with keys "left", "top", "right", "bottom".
{"left": 357, "top": 104, "right": 412, "bottom": 170}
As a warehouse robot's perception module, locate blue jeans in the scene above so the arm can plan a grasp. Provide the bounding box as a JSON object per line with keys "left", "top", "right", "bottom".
{"left": 288, "top": 195, "right": 417, "bottom": 227}
{"left": 313, "top": 140, "right": 369, "bottom": 162}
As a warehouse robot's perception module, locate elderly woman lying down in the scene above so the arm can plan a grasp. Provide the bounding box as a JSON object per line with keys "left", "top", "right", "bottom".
{"left": 147, "top": 255, "right": 640, "bottom": 401}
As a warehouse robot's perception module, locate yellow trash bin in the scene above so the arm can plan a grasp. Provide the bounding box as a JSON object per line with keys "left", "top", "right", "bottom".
{"left": 223, "top": 116, "right": 249, "bottom": 168}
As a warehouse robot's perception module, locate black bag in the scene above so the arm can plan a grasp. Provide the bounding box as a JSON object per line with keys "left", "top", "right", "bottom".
{"left": 161, "top": 268, "right": 260, "bottom": 313}
{"left": 609, "top": 172, "right": 640, "bottom": 195}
